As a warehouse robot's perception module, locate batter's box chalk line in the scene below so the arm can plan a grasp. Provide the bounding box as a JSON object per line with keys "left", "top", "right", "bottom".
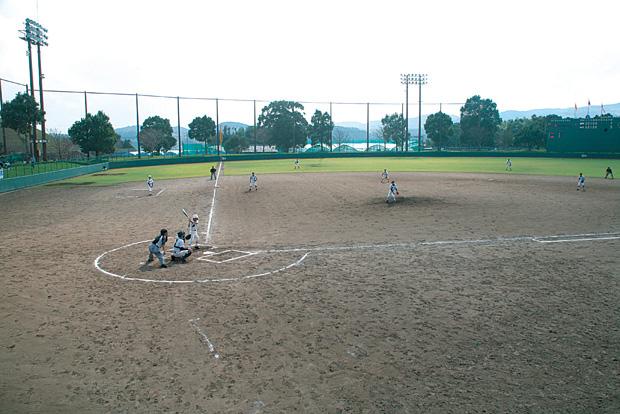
{"left": 93, "top": 239, "right": 309, "bottom": 284}
{"left": 197, "top": 249, "right": 256, "bottom": 263}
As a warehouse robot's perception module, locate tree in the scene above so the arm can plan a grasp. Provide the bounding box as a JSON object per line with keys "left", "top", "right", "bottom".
{"left": 381, "top": 113, "right": 408, "bottom": 150}
{"left": 0, "top": 92, "right": 44, "bottom": 155}
{"left": 188, "top": 115, "right": 216, "bottom": 152}
{"left": 257, "top": 100, "right": 308, "bottom": 152}
{"left": 308, "top": 110, "right": 334, "bottom": 148}
{"left": 332, "top": 128, "right": 349, "bottom": 149}
{"left": 223, "top": 128, "right": 250, "bottom": 153}
{"left": 140, "top": 116, "right": 176, "bottom": 154}
{"left": 513, "top": 115, "right": 549, "bottom": 150}
{"left": 424, "top": 112, "right": 453, "bottom": 150}
{"left": 68, "top": 111, "right": 118, "bottom": 157}
{"left": 47, "top": 129, "right": 79, "bottom": 160}
{"left": 459, "top": 95, "right": 501, "bottom": 147}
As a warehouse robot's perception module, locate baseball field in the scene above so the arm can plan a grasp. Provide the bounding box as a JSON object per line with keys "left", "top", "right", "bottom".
{"left": 1, "top": 157, "right": 619, "bottom": 413}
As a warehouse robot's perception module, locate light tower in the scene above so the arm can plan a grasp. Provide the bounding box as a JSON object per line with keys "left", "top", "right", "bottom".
{"left": 19, "top": 18, "right": 48, "bottom": 160}
{"left": 400, "top": 74, "right": 413, "bottom": 151}
{"left": 411, "top": 74, "right": 428, "bottom": 152}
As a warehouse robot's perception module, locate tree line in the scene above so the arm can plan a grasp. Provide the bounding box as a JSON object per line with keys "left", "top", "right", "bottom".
{"left": 1, "top": 92, "right": 600, "bottom": 159}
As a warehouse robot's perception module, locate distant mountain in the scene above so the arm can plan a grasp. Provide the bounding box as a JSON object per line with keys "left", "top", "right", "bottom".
{"left": 500, "top": 103, "right": 620, "bottom": 120}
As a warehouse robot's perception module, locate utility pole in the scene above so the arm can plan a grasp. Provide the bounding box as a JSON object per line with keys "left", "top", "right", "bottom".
{"left": 19, "top": 18, "right": 48, "bottom": 161}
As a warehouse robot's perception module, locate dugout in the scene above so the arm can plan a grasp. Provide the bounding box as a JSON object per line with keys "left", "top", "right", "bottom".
{"left": 547, "top": 117, "right": 620, "bottom": 153}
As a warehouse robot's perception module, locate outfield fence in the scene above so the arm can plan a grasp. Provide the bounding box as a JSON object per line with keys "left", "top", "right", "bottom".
{"left": 0, "top": 162, "right": 108, "bottom": 193}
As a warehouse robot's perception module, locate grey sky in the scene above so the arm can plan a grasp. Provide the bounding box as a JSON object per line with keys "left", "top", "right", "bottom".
{"left": 1, "top": 0, "right": 619, "bottom": 132}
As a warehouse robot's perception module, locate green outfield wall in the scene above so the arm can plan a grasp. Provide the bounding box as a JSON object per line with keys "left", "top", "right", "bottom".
{"left": 0, "top": 162, "right": 109, "bottom": 193}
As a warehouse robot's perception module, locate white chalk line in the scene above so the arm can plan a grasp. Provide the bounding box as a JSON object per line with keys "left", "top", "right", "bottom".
{"left": 93, "top": 239, "right": 309, "bottom": 284}
{"left": 205, "top": 162, "right": 222, "bottom": 245}
{"left": 189, "top": 318, "right": 220, "bottom": 359}
{"left": 93, "top": 231, "right": 617, "bottom": 284}
{"left": 155, "top": 188, "right": 166, "bottom": 197}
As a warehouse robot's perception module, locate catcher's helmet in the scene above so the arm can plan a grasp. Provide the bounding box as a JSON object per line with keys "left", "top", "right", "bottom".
{"left": 177, "top": 231, "right": 186, "bottom": 238}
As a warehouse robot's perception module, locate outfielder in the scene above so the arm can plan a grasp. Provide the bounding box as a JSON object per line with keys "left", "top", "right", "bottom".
{"left": 147, "top": 175, "right": 154, "bottom": 195}
{"left": 188, "top": 214, "right": 200, "bottom": 249}
{"left": 147, "top": 229, "right": 168, "bottom": 268}
{"left": 294, "top": 159, "right": 300, "bottom": 169}
{"left": 171, "top": 231, "right": 192, "bottom": 263}
{"left": 505, "top": 158, "right": 512, "bottom": 171}
{"left": 249, "top": 172, "right": 258, "bottom": 191}
{"left": 577, "top": 173, "right": 586, "bottom": 191}
{"left": 386, "top": 180, "right": 399, "bottom": 203}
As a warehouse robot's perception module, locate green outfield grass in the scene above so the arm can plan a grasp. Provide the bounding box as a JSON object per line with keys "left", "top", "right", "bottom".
{"left": 57, "top": 157, "right": 618, "bottom": 186}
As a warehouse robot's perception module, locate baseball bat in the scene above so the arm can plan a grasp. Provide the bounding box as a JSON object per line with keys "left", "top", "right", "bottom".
{"left": 182, "top": 208, "right": 189, "bottom": 218}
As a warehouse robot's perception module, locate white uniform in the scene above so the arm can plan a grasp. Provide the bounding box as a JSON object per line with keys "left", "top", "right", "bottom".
{"left": 294, "top": 159, "right": 300, "bottom": 169}
{"left": 381, "top": 170, "right": 389, "bottom": 182}
{"left": 172, "top": 236, "right": 191, "bottom": 260}
{"left": 249, "top": 174, "right": 258, "bottom": 191}
{"left": 506, "top": 159, "right": 512, "bottom": 171}
{"left": 386, "top": 182, "right": 398, "bottom": 203}
{"left": 147, "top": 177, "right": 154, "bottom": 194}
{"left": 188, "top": 218, "right": 199, "bottom": 247}
{"left": 577, "top": 175, "right": 585, "bottom": 190}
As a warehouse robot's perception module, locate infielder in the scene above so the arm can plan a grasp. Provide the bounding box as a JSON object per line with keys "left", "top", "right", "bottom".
{"left": 381, "top": 169, "right": 389, "bottom": 183}
{"left": 505, "top": 158, "right": 512, "bottom": 171}
{"left": 171, "top": 231, "right": 192, "bottom": 263}
{"left": 147, "top": 175, "right": 154, "bottom": 195}
{"left": 210, "top": 165, "right": 217, "bottom": 180}
{"left": 386, "top": 180, "right": 399, "bottom": 203}
{"left": 577, "top": 173, "right": 585, "bottom": 191}
{"left": 188, "top": 214, "right": 200, "bottom": 249}
{"left": 294, "top": 159, "right": 300, "bottom": 169}
{"left": 605, "top": 167, "right": 614, "bottom": 179}
{"left": 147, "top": 229, "right": 168, "bottom": 268}
{"left": 249, "top": 172, "right": 258, "bottom": 191}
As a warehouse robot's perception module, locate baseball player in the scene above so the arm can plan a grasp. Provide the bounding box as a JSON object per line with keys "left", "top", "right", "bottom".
{"left": 577, "top": 173, "right": 586, "bottom": 191}
{"left": 386, "top": 180, "right": 399, "bottom": 203}
{"left": 605, "top": 166, "right": 614, "bottom": 179}
{"left": 505, "top": 158, "right": 512, "bottom": 171}
{"left": 249, "top": 172, "right": 258, "bottom": 191}
{"left": 210, "top": 165, "right": 217, "bottom": 180}
{"left": 147, "top": 229, "right": 168, "bottom": 268}
{"left": 381, "top": 169, "right": 389, "bottom": 183}
{"left": 294, "top": 158, "right": 300, "bottom": 169}
{"left": 171, "top": 231, "right": 192, "bottom": 263}
{"left": 188, "top": 214, "right": 200, "bottom": 249}
{"left": 147, "top": 175, "right": 154, "bottom": 195}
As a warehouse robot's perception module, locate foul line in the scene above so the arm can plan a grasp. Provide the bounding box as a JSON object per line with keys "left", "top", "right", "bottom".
{"left": 205, "top": 162, "right": 222, "bottom": 244}
{"left": 189, "top": 318, "right": 220, "bottom": 359}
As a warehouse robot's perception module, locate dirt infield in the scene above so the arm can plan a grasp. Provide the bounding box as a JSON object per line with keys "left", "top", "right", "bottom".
{"left": 1, "top": 169, "right": 619, "bottom": 413}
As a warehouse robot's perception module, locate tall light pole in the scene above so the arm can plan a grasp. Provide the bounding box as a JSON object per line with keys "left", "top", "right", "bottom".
{"left": 19, "top": 18, "right": 48, "bottom": 161}
{"left": 400, "top": 74, "right": 413, "bottom": 151}
{"left": 412, "top": 74, "right": 428, "bottom": 151}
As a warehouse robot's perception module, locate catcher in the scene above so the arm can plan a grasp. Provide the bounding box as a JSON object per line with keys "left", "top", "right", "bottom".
{"left": 171, "top": 231, "right": 192, "bottom": 263}
{"left": 386, "top": 180, "right": 399, "bottom": 203}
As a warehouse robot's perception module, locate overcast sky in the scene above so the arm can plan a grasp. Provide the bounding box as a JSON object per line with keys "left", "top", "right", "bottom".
{"left": 1, "top": 0, "right": 619, "bottom": 132}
